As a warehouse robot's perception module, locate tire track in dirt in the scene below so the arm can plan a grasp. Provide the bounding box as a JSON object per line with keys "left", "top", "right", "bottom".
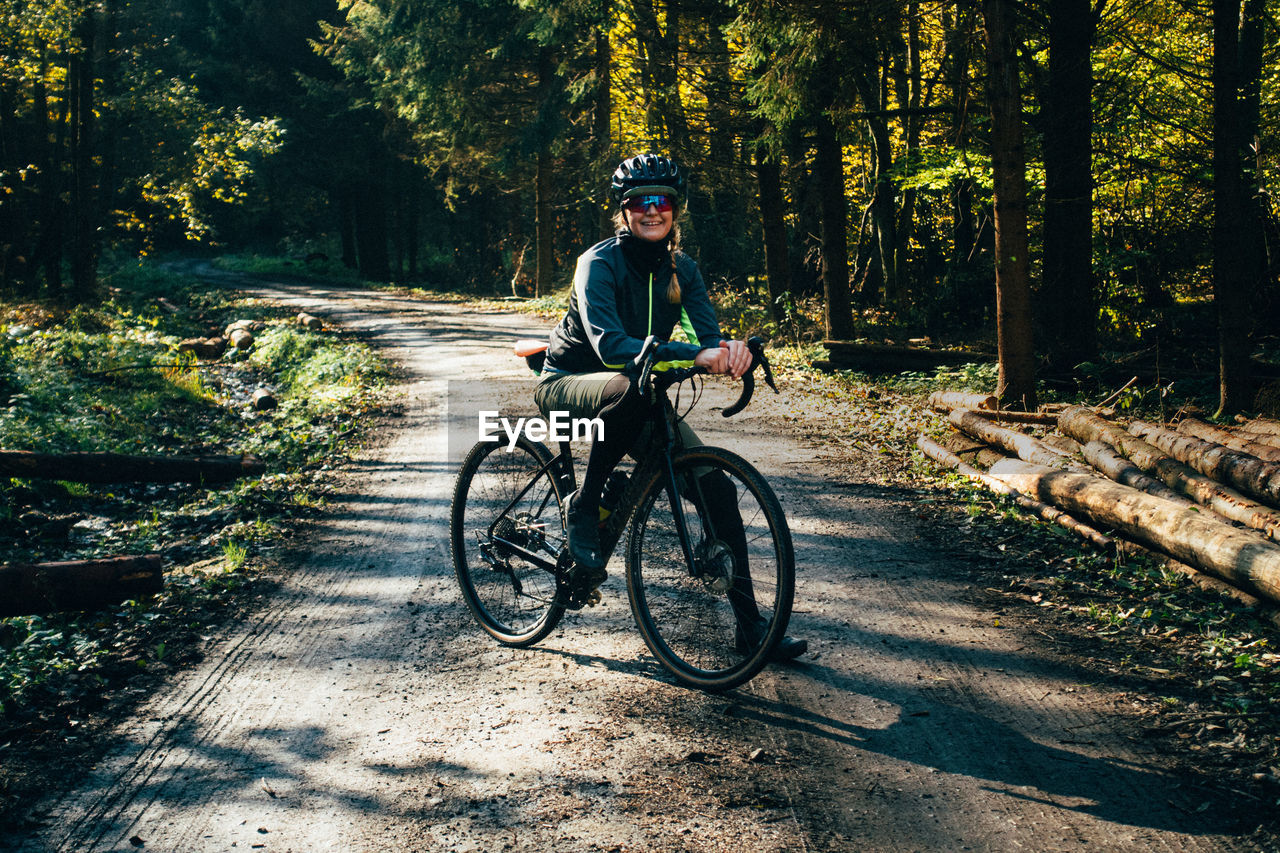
{"left": 9, "top": 268, "right": 1273, "bottom": 852}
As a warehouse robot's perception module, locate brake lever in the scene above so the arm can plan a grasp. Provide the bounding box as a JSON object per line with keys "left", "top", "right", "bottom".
{"left": 631, "top": 334, "right": 660, "bottom": 390}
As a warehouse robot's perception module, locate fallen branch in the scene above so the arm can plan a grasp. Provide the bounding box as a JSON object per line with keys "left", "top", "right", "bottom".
{"left": 0, "top": 555, "right": 163, "bottom": 617}
{"left": 1095, "top": 376, "right": 1138, "bottom": 409}
{"left": 0, "top": 450, "right": 266, "bottom": 484}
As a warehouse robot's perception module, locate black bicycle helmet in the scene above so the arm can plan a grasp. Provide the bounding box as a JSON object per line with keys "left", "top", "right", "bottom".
{"left": 609, "top": 153, "right": 687, "bottom": 207}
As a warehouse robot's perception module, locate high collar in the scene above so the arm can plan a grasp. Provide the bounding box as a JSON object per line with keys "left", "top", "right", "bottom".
{"left": 618, "top": 229, "right": 673, "bottom": 275}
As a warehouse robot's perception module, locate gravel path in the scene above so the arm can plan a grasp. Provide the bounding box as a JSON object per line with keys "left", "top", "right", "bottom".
{"left": 11, "top": 269, "right": 1271, "bottom": 852}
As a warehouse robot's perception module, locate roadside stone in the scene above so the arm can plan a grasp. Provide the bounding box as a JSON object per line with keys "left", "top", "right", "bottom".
{"left": 252, "top": 389, "right": 277, "bottom": 411}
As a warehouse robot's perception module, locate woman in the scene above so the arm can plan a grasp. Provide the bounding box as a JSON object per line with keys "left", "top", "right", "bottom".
{"left": 535, "top": 153, "right": 805, "bottom": 660}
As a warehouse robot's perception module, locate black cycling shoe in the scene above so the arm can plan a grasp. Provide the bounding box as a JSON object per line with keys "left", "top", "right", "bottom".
{"left": 562, "top": 491, "right": 607, "bottom": 603}
{"left": 735, "top": 618, "right": 808, "bottom": 662}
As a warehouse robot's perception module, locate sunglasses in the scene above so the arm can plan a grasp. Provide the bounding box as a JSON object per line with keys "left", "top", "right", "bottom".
{"left": 622, "top": 194, "right": 675, "bottom": 214}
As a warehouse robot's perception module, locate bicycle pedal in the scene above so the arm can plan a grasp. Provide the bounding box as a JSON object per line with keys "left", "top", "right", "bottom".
{"left": 585, "top": 588, "right": 602, "bottom": 607}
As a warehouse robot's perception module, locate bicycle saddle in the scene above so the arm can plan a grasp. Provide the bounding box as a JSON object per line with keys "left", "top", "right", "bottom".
{"left": 515, "top": 339, "right": 549, "bottom": 374}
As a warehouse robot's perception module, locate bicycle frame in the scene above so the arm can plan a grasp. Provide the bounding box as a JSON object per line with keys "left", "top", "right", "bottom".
{"left": 484, "top": 379, "right": 706, "bottom": 581}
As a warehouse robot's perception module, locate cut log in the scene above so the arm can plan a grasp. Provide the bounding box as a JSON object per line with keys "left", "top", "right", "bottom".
{"left": 971, "top": 409, "right": 1061, "bottom": 425}
{"left": 819, "top": 341, "right": 994, "bottom": 372}
{"left": 0, "top": 555, "right": 163, "bottom": 617}
{"left": 0, "top": 450, "right": 265, "bottom": 484}
{"left": 928, "top": 390, "right": 998, "bottom": 413}
{"left": 949, "top": 409, "right": 1085, "bottom": 471}
{"left": 974, "top": 447, "right": 1009, "bottom": 468}
{"left": 1129, "top": 420, "right": 1280, "bottom": 507}
{"left": 917, "top": 436, "right": 1113, "bottom": 549}
{"left": 1234, "top": 428, "right": 1280, "bottom": 450}
{"left": 228, "top": 328, "right": 254, "bottom": 350}
{"left": 988, "top": 459, "right": 1280, "bottom": 603}
{"left": 177, "top": 336, "right": 227, "bottom": 360}
{"left": 251, "top": 389, "right": 278, "bottom": 411}
{"left": 1041, "top": 433, "right": 1083, "bottom": 457}
{"left": 1239, "top": 417, "right": 1280, "bottom": 436}
{"left": 1060, "top": 407, "right": 1280, "bottom": 540}
{"left": 297, "top": 312, "right": 323, "bottom": 330}
{"left": 1080, "top": 441, "right": 1194, "bottom": 507}
{"left": 1177, "top": 417, "right": 1280, "bottom": 462}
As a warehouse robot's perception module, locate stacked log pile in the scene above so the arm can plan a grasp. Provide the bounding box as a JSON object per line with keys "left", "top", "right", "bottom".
{"left": 919, "top": 392, "right": 1280, "bottom": 620}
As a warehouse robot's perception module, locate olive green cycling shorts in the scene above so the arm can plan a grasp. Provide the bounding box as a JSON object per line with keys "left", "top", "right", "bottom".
{"left": 534, "top": 370, "right": 702, "bottom": 456}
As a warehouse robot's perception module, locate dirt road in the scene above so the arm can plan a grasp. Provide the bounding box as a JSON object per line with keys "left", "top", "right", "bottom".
{"left": 11, "top": 270, "right": 1274, "bottom": 852}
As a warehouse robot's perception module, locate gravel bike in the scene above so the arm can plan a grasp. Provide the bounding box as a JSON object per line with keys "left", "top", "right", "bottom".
{"left": 449, "top": 336, "right": 795, "bottom": 691}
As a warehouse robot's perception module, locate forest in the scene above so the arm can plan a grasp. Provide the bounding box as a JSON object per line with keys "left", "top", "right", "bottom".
{"left": 1, "top": 0, "right": 1278, "bottom": 412}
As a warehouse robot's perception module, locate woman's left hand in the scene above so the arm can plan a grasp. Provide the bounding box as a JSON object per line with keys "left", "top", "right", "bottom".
{"left": 719, "top": 339, "right": 752, "bottom": 379}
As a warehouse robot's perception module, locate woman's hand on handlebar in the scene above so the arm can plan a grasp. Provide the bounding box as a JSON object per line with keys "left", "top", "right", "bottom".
{"left": 695, "top": 340, "right": 752, "bottom": 379}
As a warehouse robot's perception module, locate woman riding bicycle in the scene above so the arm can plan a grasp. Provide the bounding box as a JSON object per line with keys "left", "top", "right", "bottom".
{"left": 534, "top": 153, "right": 806, "bottom": 661}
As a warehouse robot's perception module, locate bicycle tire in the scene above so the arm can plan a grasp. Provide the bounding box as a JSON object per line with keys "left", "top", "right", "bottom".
{"left": 625, "top": 446, "right": 795, "bottom": 691}
{"left": 450, "top": 436, "right": 567, "bottom": 646}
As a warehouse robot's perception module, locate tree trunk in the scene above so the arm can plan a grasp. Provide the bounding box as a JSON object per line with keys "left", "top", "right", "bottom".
{"left": 1178, "top": 417, "right": 1280, "bottom": 462}
{"left": 755, "top": 144, "right": 791, "bottom": 326}
{"left": 989, "top": 459, "right": 1280, "bottom": 603}
{"left": 928, "top": 390, "right": 998, "bottom": 412}
{"left": 353, "top": 178, "right": 390, "bottom": 282}
{"left": 949, "top": 409, "right": 1081, "bottom": 470}
{"left": 945, "top": 0, "right": 979, "bottom": 309}
{"left": 1212, "top": 0, "right": 1252, "bottom": 416}
{"left": 814, "top": 108, "right": 854, "bottom": 339}
{"left": 0, "top": 451, "right": 265, "bottom": 484}
{"left": 1059, "top": 406, "right": 1280, "bottom": 537}
{"left": 895, "top": 0, "right": 924, "bottom": 306}
{"left": 593, "top": 28, "right": 613, "bottom": 235}
{"left": 632, "top": 0, "right": 689, "bottom": 156}
{"left": 70, "top": 7, "right": 99, "bottom": 300}
{"left": 1080, "top": 440, "right": 1197, "bottom": 507}
{"left": 1040, "top": 0, "right": 1096, "bottom": 373}
{"left": 982, "top": 0, "right": 1037, "bottom": 409}
{"left": 918, "top": 436, "right": 1114, "bottom": 548}
{"left": 1129, "top": 420, "right": 1280, "bottom": 506}
{"left": 338, "top": 189, "right": 358, "bottom": 269}
{"left": 534, "top": 49, "right": 554, "bottom": 299}
{"left": 0, "top": 555, "right": 163, "bottom": 617}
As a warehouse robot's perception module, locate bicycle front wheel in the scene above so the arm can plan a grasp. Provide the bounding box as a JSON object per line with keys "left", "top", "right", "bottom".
{"left": 626, "top": 446, "right": 795, "bottom": 691}
{"left": 450, "top": 436, "right": 566, "bottom": 646}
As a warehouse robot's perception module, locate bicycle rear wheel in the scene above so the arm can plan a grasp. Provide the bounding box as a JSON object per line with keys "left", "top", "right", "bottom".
{"left": 450, "top": 436, "right": 566, "bottom": 646}
{"left": 626, "top": 446, "right": 795, "bottom": 691}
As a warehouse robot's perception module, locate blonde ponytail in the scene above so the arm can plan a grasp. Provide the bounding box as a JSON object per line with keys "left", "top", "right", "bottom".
{"left": 667, "top": 264, "right": 682, "bottom": 305}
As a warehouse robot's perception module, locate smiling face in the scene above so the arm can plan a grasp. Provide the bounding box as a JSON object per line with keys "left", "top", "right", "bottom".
{"left": 622, "top": 195, "right": 676, "bottom": 243}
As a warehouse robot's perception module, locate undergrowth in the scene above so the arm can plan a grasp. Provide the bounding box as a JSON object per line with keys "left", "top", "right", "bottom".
{"left": 0, "top": 258, "right": 386, "bottom": 727}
